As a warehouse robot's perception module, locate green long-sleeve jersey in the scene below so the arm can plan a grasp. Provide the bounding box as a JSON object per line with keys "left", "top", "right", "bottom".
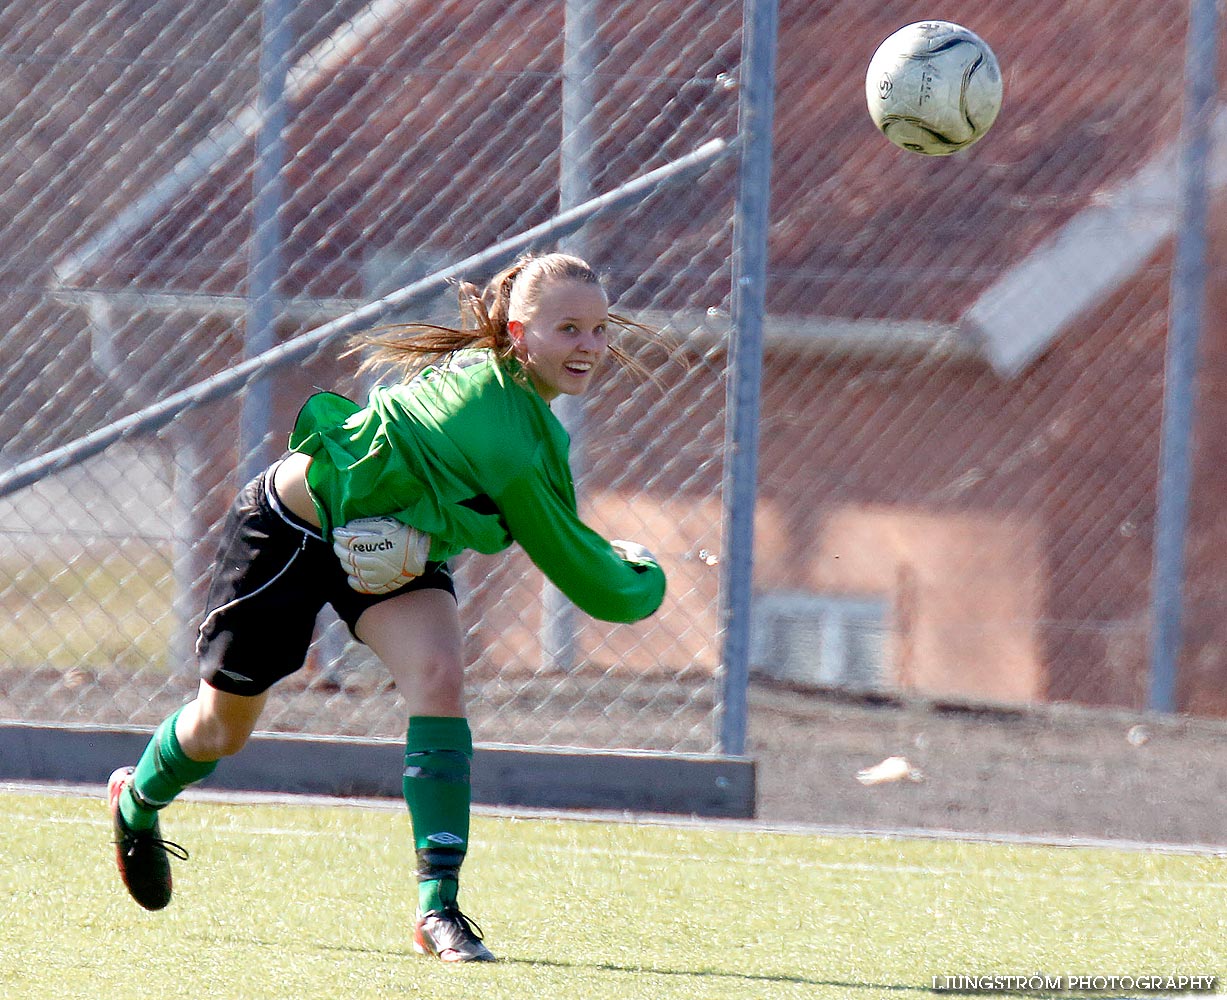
{"left": 287, "top": 349, "right": 665, "bottom": 624}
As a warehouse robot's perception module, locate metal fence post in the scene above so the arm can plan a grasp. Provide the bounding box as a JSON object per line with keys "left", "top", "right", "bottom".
{"left": 542, "top": 0, "right": 598, "bottom": 675}
{"left": 718, "top": 0, "right": 778, "bottom": 756}
{"left": 239, "top": 0, "right": 292, "bottom": 482}
{"left": 1149, "top": 0, "right": 1220, "bottom": 713}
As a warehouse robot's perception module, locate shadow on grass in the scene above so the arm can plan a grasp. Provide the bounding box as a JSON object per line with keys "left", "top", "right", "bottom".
{"left": 294, "top": 937, "right": 927, "bottom": 991}
{"left": 196, "top": 933, "right": 1064, "bottom": 998}
{"left": 499, "top": 955, "right": 941, "bottom": 993}
{"left": 504, "top": 961, "right": 1069, "bottom": 997}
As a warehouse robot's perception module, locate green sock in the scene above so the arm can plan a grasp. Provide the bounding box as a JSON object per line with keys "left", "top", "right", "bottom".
{"left": 403, "top": 716, "right": 473, "bottom": 914}
{"left": 119, "top": 706, "right": 218, "bottom": 831}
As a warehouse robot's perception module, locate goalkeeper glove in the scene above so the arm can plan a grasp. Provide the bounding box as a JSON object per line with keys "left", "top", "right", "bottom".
{"left": 611, "top": 539, "right": 658, "bottom": 566}
{"left": 332, "top": 516, "right": 431, "bottom": 595}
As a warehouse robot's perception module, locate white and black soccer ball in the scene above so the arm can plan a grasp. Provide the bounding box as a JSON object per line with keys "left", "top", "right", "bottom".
{"left": 865, "top": 20, "right": 1003, "bottom": 156}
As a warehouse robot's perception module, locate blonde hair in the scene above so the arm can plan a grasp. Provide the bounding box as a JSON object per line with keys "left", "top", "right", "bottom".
{"left": 350, "top": 251, "right": 662, "bottom": 383}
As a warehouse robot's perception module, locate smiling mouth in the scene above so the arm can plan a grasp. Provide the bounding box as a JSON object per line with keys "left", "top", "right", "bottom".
{"left": 564, "top": 361, "right": 594, "bottom": 375}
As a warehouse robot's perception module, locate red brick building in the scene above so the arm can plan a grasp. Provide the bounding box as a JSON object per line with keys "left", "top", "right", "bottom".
{"left": 11, "top": 0, "right": 1224, "bottom": 714}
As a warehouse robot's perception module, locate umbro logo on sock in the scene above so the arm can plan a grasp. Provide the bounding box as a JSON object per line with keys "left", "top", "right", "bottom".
{"left": 427, "top": 832, "right": 465, "bottom": 847}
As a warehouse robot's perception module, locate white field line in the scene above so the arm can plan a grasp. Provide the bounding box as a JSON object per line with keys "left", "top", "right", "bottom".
{"left": 18, "top": 811, "right": 1227, "bottom": 892}
{"left": 10, "top": 780, "right": 1227, "bottom": 858}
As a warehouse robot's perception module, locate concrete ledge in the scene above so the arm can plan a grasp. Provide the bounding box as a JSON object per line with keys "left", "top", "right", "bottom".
{"left": 0, "top": 722, "right": 756, "bottom": 819}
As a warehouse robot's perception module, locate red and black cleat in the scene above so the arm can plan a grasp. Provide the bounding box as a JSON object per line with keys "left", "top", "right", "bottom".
{"left": 107, "top": 766, "right": 188, "bottom": 911}
{"left": 413, "top": 906, "right": 496, "bottom": 962}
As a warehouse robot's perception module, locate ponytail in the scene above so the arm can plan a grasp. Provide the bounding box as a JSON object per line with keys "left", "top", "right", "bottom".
{"left": 348, "top": 251, "right": 668, "bottom": 385}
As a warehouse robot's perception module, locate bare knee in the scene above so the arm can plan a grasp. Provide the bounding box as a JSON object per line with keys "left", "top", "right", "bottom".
{"left": 407, "top": 646, "right": 466, "bottom": 712}
{"left": 356, "top": 590, "right": 467, "bottom": 716}
{"left": 176, "top": 687, "right": 266, "bottom": 760}
{"left": 185, "top": 716, "right": 253, "bottom": 759}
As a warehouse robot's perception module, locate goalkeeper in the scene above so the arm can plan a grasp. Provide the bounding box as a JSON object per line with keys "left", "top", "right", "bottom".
{"left": 105, "top": 252, "right": 666, "bottom": 963}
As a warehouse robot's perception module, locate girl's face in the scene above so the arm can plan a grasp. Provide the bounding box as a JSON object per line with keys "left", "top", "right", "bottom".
{"left": 509, "top": 278, "right": 610, "bottom": 402}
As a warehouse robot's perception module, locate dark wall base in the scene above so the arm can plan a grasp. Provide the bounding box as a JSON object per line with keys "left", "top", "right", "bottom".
{"left": 0, "top": 722, "right": 756, "bottom": 819}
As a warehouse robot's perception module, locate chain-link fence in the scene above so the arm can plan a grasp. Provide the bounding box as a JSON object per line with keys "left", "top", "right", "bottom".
{"left": 0, "top": 0, "right": 1221, "bottom": 761}
{"left": 0, "top": 0, "right": 743, "bottom": 753}
{"left": 745, "top": 0, "right": 1205, "bottom": 716}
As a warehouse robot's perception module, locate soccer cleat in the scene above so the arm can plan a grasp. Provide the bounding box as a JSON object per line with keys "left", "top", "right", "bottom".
{"left": 413, "top": 906, "right": 496, "bottom": 962}
{"left": 107, "top": 765, "right": 188, "bottom": 911}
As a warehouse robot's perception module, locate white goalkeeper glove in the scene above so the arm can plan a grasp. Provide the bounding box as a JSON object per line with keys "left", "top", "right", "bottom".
{"left": 611, "top": 539, "right": 657, "bottom": 566}
{"left": 332, "top": 516, "right": 431, "bottom": 595}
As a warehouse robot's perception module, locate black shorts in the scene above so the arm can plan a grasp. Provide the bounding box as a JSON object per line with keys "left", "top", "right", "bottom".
{"left": 195, "top": 463, "right": 455, "bottom": 697}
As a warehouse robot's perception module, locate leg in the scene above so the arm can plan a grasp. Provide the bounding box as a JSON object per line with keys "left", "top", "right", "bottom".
{"left": 107, "top": 682, "right": 268, "bottom": 907}
{"left": 175, "top": 680, "right": 270, "bottom": 760}
{"left": 109, "top": 463, "right": 321, "bottom": 910}
{"left": 356, "top": 589, "right": 493, "bottom": 962}
{"left": 108, "top": 681, "right": 269, "bottom": 912}
{"left": 356, "top": 587, "right": 466, "bottom": 716}
{"left": 122, "top": 680, "right": 267, "bottom": 821}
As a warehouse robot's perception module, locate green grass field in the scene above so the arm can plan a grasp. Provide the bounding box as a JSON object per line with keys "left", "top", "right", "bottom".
{"left": 3, "top": 788, "right": 1225, "bottom": 1000}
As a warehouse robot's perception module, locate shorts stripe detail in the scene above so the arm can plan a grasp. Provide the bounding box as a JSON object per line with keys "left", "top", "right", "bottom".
{"left": 195, "top": 537, "right": 306, "bottom": 650}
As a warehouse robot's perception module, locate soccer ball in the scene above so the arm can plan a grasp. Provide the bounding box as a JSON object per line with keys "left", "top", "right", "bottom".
{"left": 865, "top": 20, "right": 1003, "bottom": 156}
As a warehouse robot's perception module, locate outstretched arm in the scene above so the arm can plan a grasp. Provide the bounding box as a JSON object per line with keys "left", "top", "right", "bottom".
{"left": 497, "top": 470, "right": 665, "bottom": 624}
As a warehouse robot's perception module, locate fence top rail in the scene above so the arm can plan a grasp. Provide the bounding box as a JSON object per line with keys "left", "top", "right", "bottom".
{"left": 1, "top": 137, "right": 734, "bottom": 501}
